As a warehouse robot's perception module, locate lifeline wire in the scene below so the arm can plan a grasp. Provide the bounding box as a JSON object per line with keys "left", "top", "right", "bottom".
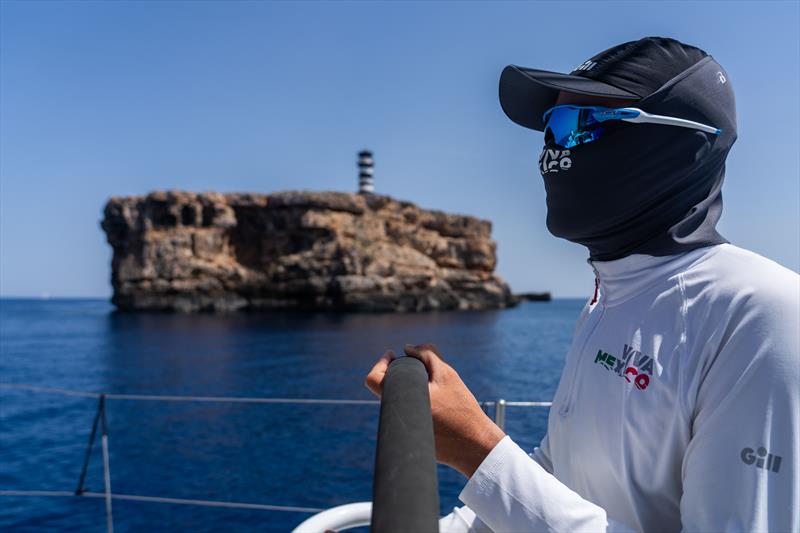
{"left": 0, "top": 382, "right": 551, "bottom": 522}
{"left": 0, "top": 383, "right": 379, "bottom": 405}
{"left": 0, "top": 383, "right": 551, "bottom": 407}
{"left": 0, "top": 490, "right": 325, "bottom": 514}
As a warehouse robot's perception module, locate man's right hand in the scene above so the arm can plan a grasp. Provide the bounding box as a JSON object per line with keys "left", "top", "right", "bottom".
{"left": 365, "top": 343, "right": 505, "bottom": 478}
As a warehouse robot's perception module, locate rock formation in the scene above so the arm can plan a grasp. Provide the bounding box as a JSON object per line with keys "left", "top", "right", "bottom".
{"left": 102, "top": 190, "right": 515, "bottom": 312}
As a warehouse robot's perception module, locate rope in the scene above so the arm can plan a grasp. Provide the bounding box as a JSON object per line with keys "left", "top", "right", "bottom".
{"left": 0, "top": 383, "right": 551, "bottom": 406}
{"left": 0, "top": 490, "right": 325, "bottom": 514}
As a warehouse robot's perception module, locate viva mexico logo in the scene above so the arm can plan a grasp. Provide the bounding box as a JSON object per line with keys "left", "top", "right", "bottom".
{"left": 539, "top": 147, "right": 572, "bottom": 174}
{"left": 593, "top": 344, "right": 654, "bottom": 391}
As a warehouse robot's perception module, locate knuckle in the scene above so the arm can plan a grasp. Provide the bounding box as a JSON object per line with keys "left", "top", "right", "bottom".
{"left": 443, "top": 364, "right": 459, "bottom": 380}
{"left": 419, "top": 343, "right": 440, "bottom": 357}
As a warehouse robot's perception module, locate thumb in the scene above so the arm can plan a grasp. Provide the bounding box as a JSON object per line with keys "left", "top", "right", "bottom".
{"left": 365, "top": 350, "right": 395, "bottom": 397}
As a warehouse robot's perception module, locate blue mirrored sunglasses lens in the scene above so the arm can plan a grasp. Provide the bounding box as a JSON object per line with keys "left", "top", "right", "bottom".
{"left": 544, "top": 107, "right": 580, "bottom": 146}
{"left": 543, "top": 106, "right": 608, "bottom": 148}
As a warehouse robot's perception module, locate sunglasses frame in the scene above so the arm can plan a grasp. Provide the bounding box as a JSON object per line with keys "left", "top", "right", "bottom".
{"left": 542, "top": 105, "right": 721, "bottom": 149}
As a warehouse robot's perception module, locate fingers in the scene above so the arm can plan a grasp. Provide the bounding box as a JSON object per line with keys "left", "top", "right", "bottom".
{"left": 404, "top": 343, "right": 446, "bottom": 380}
{"left": 365, "top": 350, "right": 395, "bottom": 397}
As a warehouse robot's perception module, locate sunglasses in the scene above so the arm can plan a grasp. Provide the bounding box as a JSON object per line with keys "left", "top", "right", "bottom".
{"left": 542, "top": 105, "right": 721, "bottom": 149}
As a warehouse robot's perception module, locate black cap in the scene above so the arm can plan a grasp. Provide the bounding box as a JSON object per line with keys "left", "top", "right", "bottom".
{"left": 499, "top": 37, "right": 709, "bottom": 131}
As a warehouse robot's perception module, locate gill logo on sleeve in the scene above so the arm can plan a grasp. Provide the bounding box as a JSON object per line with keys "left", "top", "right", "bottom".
{"left": 593, "top": 344, "right": 654, "bottom": 390}
{"left": 741, "top": 447, "right": 782, "bottom": 473}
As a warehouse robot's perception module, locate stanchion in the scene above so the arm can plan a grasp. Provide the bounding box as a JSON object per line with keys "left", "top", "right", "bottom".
{"left": 495, "top": 399, "right": 506, "bottom": 431}
{"left": 99, "top": 395, "right": 114, "bottom": 533}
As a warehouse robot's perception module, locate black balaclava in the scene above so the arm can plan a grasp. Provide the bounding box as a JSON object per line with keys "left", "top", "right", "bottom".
{"left": 539, "top": 55, "right": 737, "bottom": 261}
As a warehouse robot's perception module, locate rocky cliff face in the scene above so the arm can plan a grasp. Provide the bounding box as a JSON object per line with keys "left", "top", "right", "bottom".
{"left": 102, "top": 190, "right": 515, "bottom": 312}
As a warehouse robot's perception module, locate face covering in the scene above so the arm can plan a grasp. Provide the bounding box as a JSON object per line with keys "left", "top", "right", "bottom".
{"left": 540, "top": 56, "right": 737, "bottom": 262}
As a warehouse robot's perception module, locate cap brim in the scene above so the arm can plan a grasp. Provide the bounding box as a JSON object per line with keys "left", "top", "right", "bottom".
{"left": 499, "top": 65, "right": 641, "bottom": 131}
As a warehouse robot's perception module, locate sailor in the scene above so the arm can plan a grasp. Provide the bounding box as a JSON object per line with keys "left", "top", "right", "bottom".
{"left": 366, "top": 37, "right": 799, "bottom": 532}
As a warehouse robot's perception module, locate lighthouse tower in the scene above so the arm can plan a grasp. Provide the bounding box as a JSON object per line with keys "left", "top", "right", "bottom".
{"left": 358, "top": 150, "right": 374, "bottom": 194}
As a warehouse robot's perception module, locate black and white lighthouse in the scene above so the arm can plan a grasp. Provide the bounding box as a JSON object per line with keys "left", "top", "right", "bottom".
{"left": 358, "top": 150, "right": 374, "bottom": 194}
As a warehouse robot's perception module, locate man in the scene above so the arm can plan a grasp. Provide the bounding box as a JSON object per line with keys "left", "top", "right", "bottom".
{"left": 366, "top": 37, "right": 799, "bottom": 532}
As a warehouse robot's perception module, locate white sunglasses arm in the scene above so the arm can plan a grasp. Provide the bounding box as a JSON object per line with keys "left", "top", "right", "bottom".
{"left": 619, "top": 108, "right": 721, "bottom": 135}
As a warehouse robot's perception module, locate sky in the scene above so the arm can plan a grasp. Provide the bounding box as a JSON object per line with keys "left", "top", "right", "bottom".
{"left": 1, "top": 0, "right": 798, "bottom": 298}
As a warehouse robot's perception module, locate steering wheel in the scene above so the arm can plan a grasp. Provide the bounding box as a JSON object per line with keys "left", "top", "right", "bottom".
{"left": 292, "top": 502, "right": 372, "bottom": 532}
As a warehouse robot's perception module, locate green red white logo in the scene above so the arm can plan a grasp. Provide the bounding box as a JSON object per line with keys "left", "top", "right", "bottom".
{"left": 593, "top": 344, "right": 654, "bottom": 390}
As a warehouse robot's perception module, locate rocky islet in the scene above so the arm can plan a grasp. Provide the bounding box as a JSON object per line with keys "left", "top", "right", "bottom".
{"left": 102, "top": 190, "right": 516, "bottom": 312}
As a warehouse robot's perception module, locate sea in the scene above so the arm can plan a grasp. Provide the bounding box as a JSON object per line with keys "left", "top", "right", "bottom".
{"left": 0, "top": 298, "right": 584, "bottom": 532}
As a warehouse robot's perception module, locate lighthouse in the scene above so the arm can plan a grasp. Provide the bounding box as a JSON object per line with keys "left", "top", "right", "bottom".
{"left": 358, "top": 150, "right": 374, "bottom": 194}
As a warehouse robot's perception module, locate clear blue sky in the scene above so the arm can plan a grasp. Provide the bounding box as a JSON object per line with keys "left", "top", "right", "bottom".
{"left": 1, "top": 1, "right": 798, "bottom": 298}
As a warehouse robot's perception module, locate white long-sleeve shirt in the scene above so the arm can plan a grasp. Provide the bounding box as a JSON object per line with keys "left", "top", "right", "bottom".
{"left": 441, "top": 243, "right": 799, "bottom": 532}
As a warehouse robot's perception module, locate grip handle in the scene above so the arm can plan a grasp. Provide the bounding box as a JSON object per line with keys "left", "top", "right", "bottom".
{"left": 371, "top": 357, "right": 439, "bottom": 532}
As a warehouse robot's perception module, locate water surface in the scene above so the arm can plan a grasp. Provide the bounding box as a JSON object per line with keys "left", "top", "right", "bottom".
{"left": 0, "top": 298, "right": 583, "bottom": 531}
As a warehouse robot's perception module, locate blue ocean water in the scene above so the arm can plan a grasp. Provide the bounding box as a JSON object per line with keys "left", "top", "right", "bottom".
{"left": 0, "top": 298, "right": 583, "bottom": 532}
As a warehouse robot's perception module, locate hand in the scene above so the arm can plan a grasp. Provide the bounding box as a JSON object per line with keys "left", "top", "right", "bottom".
{"left": 365, "top": 343, "right": 506, "bottom": 478}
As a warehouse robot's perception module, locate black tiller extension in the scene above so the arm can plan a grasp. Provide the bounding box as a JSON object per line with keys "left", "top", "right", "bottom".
{"left": 371, "top": 357, "right": 439, "bottom": 532}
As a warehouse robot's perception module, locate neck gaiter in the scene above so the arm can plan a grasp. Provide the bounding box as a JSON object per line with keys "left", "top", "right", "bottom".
{"left": 540, "top": 56, "right": 737, "bottom": 261}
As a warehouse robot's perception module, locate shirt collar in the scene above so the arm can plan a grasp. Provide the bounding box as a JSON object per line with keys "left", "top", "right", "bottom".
{"left": 587, "top": 244, "right": 724, "bottom": 306}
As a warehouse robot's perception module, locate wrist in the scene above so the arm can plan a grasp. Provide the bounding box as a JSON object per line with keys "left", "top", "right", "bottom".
{"left": 458, "top": 419, "right": 506, "bottom": 478}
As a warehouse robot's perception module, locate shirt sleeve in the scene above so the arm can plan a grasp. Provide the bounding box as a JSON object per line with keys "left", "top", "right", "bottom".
{"left": 459, "top": 436, "right": 637, "bottom": 532}
{"left": 529, "top": 432, "right": 553, "bottom": 474}
{"left": 438, "top": 505, "right": 494, "bottom": 532}
{"left": 679, "top": 278, "right": 800, "bottom": 532}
